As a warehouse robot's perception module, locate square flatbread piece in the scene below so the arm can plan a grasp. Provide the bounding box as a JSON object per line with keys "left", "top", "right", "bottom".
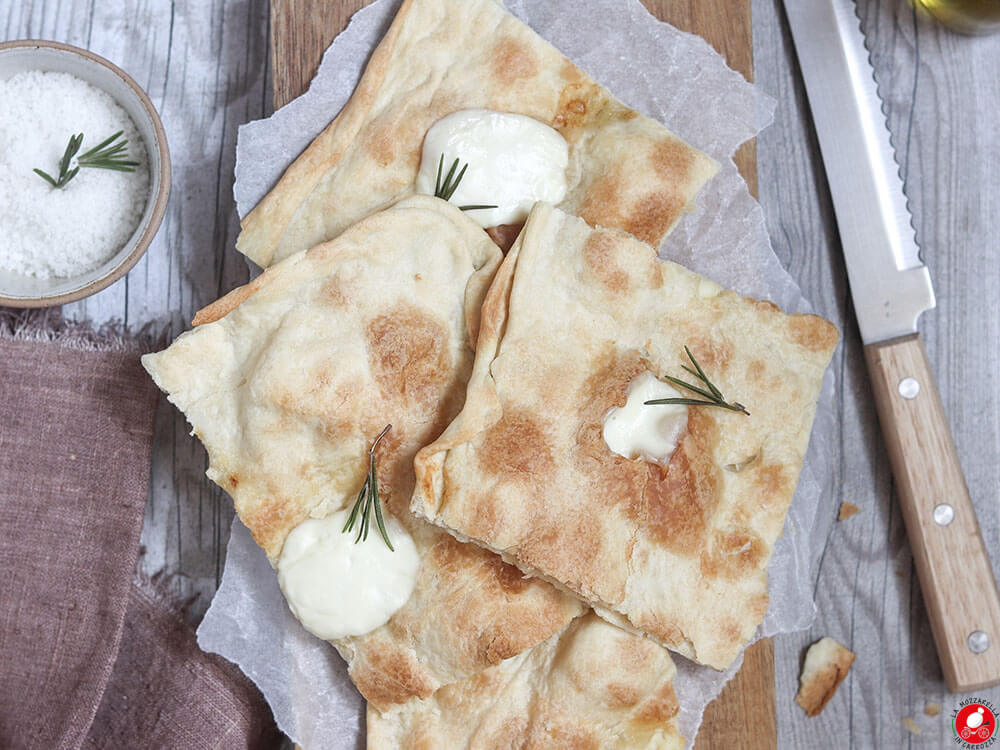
{"left": 143, "top": 196, "right": 582, "bottom": 710}
{"left": 236, "top": 0, "right": 718, "bottom": 267}
{"left": 367, "top": 612, "right": 685, "bottom": 749}
{"left": 412, "top": 202, "right": 838, "bottom": 670}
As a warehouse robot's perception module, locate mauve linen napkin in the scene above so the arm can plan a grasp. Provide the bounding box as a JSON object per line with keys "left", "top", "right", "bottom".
{"left": 0, "top": 315, "right": 280, "bottom": 750}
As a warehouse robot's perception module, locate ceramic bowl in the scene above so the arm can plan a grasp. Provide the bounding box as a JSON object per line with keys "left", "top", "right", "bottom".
{"left": 0, "top": 40, "right": 170, "bottom": 308}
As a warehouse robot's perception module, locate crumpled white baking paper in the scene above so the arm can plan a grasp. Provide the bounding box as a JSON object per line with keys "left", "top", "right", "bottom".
{"left": 200, "top": 0, "right": 837, "bottom": 746}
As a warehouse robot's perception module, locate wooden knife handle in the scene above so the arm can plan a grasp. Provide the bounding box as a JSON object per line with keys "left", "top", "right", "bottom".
{"left": 865, "top": 333, "right": 1000, "bottom": 692}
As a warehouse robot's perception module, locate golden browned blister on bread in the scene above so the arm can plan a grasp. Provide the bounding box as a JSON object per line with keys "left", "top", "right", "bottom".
{"left": 367, "top": 612, "right": 685, "bottom": 749}
{"left": 795, "top": 637, "right": 856, "bottom": 717}
{"left": 142, "top": 196, "right": 583, "bottom": 710}
{"left": 411, "top": 202, "right": 839, "bottom": 671}
{"left": 236, "top": 0, "right": 719, "bottom": 267}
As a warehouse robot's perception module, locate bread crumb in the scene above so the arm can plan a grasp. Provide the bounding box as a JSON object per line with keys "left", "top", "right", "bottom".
{"left": 902, "top": 717, "right": 922, "bottom": 734}
{"left": 795, "top": 637, "right": 856, "bottom": 717}
{"left": 924, "top": 702, "right": 941, "bottom": 717}
{"left": 838, "top": 502, "right": 861, "bottom": 521}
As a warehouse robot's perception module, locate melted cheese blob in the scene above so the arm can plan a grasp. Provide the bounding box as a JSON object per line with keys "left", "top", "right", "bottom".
{"left": 602, "top": 371, "right": 689, "bottom": 465}
{"left": 416, "top": 109, "right": 569, "bottom": 227}
{"left": 276, "top": 508, "right": 419, "bottom": 641}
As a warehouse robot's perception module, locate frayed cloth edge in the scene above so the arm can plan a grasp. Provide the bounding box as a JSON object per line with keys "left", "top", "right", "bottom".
{"left": 0, "top": 309, "right": 164, "bottom": 353}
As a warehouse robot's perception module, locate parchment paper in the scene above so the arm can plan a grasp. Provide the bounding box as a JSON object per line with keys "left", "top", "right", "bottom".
{"left": 199, "top": 0, "right": 838, "bottom": 746}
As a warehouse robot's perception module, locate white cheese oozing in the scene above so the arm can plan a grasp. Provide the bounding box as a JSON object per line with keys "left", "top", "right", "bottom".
{"left": 276, "top": 508, "right": 419, "bottom": 641}
{"left": 415, "top": 109, "right": 569, "bottom": 228}
{"left": 602, "top": 371, "right": 689, "bottom": 465}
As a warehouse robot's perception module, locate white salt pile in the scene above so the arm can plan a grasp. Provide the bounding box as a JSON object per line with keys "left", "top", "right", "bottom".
{"left": 0, "top": 70, "right": 150, "bottom": 280}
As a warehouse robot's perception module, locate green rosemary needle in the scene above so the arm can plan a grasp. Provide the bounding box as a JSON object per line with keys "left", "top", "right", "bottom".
{"left": 433, "top": 154, "right": 498, "bottom": 212}
{"left": 645, "top": 346, "right": 749, "bottom": 416}
{"left": 34, "top": 130, "right": 139, "bottom": 189}
{"left": 342, "top": 424, "right": 395, "bottom": 550}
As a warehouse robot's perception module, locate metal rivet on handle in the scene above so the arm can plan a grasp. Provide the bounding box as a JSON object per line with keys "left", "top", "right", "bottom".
{"left": 898, "top": 377, "right": 920, "bottom": 399}
{"left": 933, "top": 503, "right": 955, "bottom": 526}
{"left": 969, "top": 631, "right": 991, "bottom": 654}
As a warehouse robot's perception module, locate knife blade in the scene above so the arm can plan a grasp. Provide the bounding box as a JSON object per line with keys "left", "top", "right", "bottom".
{"left": 783, "top": 0, "right": 1000, "bottom": 692}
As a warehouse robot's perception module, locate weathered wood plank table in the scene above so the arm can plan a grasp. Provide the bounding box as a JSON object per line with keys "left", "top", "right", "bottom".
{"left": 3, "top": 0, "right": 999, "bottom": 747}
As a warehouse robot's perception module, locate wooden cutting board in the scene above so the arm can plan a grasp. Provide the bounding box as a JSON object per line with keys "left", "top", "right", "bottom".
{"left": 268, "top": 1, "right": 775, "bottom": 747}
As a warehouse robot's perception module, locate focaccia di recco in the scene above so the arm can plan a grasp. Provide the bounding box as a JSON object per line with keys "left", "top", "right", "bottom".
{"left": 367, "top": 612, "right": 685, "bottom": 749}
{"left": 235, "top": 0, "right": 718, "bottom": 267}
{"left": 141, "top": 0, "right": 841, "bottom": 737}
{"left": 411, "top": 202, "right": 839, "bottom": 671}
{"left": 143, "top": 196, "right": 584, "bottom": 711}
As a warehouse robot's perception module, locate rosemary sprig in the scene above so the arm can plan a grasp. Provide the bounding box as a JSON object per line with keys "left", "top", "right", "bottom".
{"left": 342, "top": 424, "right": 395, "bottom": 550}
{"left": 645, "top": 346, "right": 749, "bottom": 416}
{"left": 34, "top": 130, "right": 139, "bottom": 189}
{"left": 433, "top": 154, "right": 498, "bottom": 212}
{"left": 78, "top": 130, "right": 139, "bottom": 171}
{"left": 33, "top": 133, "right": 83, "bottom": 188}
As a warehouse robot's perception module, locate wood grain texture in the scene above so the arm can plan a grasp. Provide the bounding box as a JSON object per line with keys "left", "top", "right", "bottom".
{"left": 865, "top": 333, "right": 1000, "bottom": 692}
{"left": 754, "top": 0, "right": 1000, "bottom": 746}
{"left": 703, "top": 640, "right": 778, "bottom": 748}
{"left": 2, "top": 0, "right": 270, "bottom": 628}
{"left": 271, "top": 0, "right": 366, "bottom": 109}
{"left": 5, "top": 0, "right": 1000, "bottom": 747}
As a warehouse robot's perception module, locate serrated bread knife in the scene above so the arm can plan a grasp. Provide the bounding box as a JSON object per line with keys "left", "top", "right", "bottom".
{"left": 782, "top": 0, "right": 1000, "bottom": 692}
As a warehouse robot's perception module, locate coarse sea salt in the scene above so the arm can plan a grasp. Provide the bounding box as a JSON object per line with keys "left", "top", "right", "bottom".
{"left": 0, "top": 70, "right": 150, "bottom": 280}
